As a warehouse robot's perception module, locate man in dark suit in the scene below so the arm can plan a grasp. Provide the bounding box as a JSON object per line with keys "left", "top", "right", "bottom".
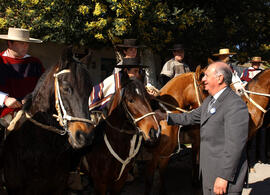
{"left": 159, "top": 62, "right": 249, "bottom": 195}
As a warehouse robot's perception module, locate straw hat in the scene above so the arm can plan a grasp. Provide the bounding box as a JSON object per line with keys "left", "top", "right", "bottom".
{"left": 0, "top": 28, "right": 42, "bottom": 43}
{"left": 213, "top": 48, "right": 236, "bottom": 56}
{"left": 116, "top": 39, "right": 145, "bottom": 48}
{"left": 250, "top": 56, "right": 263, "bottom": 63}
{"left": 115, "top": 57, "right": 148, "bottom": 68}
{"left": 168, "top": 43, "right": 185, "bottom": 51}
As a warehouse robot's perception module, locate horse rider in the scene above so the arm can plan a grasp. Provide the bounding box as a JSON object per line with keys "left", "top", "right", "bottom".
{"left": 213, "top": 48, "right": 244, "bottom": 78}
{"left": 89, "top": 57, "right": 148, "bottom": 123}
{"left": 0, "top": 28, "right": 43, "bottom": 132}
{"left": 159, "top": 43, "right": 191, "bottom": 87}
{"left": 240, "top": 56, "right": 263, "bottom": 83}
{"left": 241, "top": 56, "right": 266, "bottom": 172}
{"left": 113, "top": 39, "right": 145, "bottom": 73}
{"left": 113, "top": 38, "right": 158, "bottom": 96}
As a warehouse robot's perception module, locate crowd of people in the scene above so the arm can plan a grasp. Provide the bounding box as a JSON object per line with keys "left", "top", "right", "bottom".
{"left": 0, "top": 27, "right": 269, "bottom": 195}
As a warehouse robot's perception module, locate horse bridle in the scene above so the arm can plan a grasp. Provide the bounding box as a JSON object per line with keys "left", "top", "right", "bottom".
{"left": 121, "top": 98, "right": 160, "bottom": 137}
{"left": 53, "top": 69, "right": 95, "bottom": 134}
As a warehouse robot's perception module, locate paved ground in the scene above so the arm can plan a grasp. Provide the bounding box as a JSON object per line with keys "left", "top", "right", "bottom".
{"left": 1, "top": 151, "right": 270, "bottom": 195}
{"left": 242, "top": 162, "right": 270, "bottom": 195}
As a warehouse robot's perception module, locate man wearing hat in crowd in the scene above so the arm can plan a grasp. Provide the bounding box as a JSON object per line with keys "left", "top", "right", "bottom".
{"left": 89, "top": 57, "right": 147, "bottom": 117}
{"left": 0, "top": 27, "right": 43, "bottom": 129}
{"left": 114, "top": 38, "right": 159, "bottom": 96}
{"left": 240, "top": 56, "right": 263, "bottom": 83}
{"left": 114, "top": 39, "right": 145, "bottom": 73}
{"left": 213, "top": 48, "right": 244, "bottom": 77}
{"left": 160, "top": 43, "right": 191, "bottom": 86}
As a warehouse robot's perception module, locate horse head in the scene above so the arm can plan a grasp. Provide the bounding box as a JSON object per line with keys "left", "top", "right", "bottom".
{"left": 108, "top": 71, "right": 160, "bottom": 145}
{"left": 25, "top": 47, "right": 95, "bottom": 148}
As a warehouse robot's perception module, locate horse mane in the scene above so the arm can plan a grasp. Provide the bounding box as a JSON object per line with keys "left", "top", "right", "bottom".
{"left": 23, "top": 47, "right": 93, "bottom": 114}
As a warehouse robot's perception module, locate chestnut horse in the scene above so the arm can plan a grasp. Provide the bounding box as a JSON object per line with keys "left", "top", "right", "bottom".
{"left": 2, "top": 47, "right": 95, "bottom": 194}
{"left": 84, "top": 74, "right": 161, "bottom": 195}
{"left": 241, "top": 68, "right": 270, "bottom": 138}
{"left": 144, "top": 66, "right": 207, "bottom": 195}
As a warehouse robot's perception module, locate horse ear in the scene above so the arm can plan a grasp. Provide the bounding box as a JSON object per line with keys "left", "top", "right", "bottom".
{"left": 107, "top": 88, "right": 122, "bottom": 116}
{"left": 195, "top": 65, "right": 202, "bottom": 80}
{"left": 79, "top": 49, "right": 93, "bottom": 67}
{"left": 208, "top": 57, "right": 214, "bottom": 65}
{"left": 58, "top": 46, "right": 73, "bottom": 70}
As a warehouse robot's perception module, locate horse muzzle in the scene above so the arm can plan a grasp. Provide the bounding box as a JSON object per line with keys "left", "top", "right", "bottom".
{"left": 68, "top": 122, "right": 95, "bottom": 148}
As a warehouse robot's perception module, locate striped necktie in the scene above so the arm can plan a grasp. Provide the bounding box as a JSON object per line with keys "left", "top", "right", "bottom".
{"left": 207, "top": 97, "right": 216, "bottom": 113}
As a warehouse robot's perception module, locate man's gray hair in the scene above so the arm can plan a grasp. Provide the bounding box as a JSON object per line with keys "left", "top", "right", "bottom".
{"left": 215, "top": 63, "right": 232, "bottom": 86}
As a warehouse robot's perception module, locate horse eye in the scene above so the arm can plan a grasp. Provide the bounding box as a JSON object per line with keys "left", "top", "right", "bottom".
{"left": 127, "top": 98, "right": 134, "bottom": 103}
{"left": 61, "top": 82, "right": 72, "bottom": 95}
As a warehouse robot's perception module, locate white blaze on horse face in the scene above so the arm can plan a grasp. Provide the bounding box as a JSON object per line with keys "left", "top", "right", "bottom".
{"left": 135, "top": 87, "right": 141, "bottom": 95}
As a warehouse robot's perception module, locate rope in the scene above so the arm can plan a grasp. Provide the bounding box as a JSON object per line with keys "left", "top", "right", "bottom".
{"left": 25, "top": 112, "right": 66, "bottom": 135}
{"left": 244, "top": 90, "right": 270, "bottom": 97}
{"left": 243, "top": 92, "right": 267, "bottom": 113}
{"left": 104, "top": 133, "right": 142, "bottom": 180}
{"left": 193, "top": 73, "right": 201, "bottom": 106}
{"left": 160, "top": 125, "right": 183, "bottom": 158}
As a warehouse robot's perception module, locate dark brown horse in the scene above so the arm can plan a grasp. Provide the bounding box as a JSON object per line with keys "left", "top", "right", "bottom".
{"left": 144, "top": 66, "right": 207, "bottom": 195}
{"left": 84, "top": 74, "right": 161, "bottom": 195}
{"left": 2, "top": 47, "right": 95, "bottom": 195}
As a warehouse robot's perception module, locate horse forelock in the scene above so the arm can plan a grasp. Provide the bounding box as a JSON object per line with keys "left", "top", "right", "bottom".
{"left": 124, "top": 78, "right": 148, "bottom": 100}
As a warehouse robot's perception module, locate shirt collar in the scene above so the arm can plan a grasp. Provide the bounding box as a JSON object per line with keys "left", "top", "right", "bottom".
{"left": 3, "top": 49, "right": 31, "bottom": 59}
{"left": 213, "top": 87, "right": 227, "bottom": 100}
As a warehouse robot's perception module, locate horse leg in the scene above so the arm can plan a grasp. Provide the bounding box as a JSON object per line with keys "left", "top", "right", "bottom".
{"left": 144, "top": 154, "right": 159, "bottom": 195}
{"left": 93, "top": 182, "right": 107, "bottom": 195}
{"left": 157, "top": 158, "right": 170, "bottom": 195}
{"left": 111, "top": 173, "right": 128, "bottom": 195}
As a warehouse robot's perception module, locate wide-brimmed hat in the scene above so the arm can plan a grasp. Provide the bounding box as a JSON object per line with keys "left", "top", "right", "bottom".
{"left": 0, "top": 28, "right": 42, "bottom": 43}
{"left": 168, "top": 44, "right": 184, "bottom": 51}
{"left": 213, "top": 48, "right": 236, "bottom": 56}
{"left": 116, "top": 39, "right": 146, "bottom": 48}
{"left": 115, "top": 57, "right": 148, "bottom": 68}
{"left": 250, "top": 56, "right": 263, "bottom": 63}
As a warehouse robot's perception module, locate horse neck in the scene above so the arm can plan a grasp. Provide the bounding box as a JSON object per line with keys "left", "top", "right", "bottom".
{"left": 105, "top": 104, "right": 137, "bottom": 152}
{"left": 26, "top": 67, "right": 56, "bottom": 116}
{"left": 160, "top": 74, "right": 199, "bottom": 108}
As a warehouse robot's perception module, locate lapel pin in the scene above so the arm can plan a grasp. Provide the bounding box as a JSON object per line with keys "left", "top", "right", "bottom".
{"left": 210, "top": 107, "right": 216, "bottom": 114}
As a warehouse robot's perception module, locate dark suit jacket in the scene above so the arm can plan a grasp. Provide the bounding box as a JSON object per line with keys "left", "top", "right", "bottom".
{"left": 167, "top": 87, "right": 249, "bottom": 192}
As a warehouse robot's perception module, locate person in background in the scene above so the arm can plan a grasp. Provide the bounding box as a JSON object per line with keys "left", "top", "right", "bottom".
{"left": 0, "top": 27, "right": 43, "bottom": 129}
{"left": 89, "top": 57, "right": 148, "bottom": 117}
{"left": 157, "top": 62, "right": 249, "bottom": 195}
{"left": 114, "top": 39, "right": 145, "bottom": 73}
{"left": 213, "top": 48, "right": 244, "bottom": 78}
{"left": 241, "top": 56, "right": 266, "bottom": 172}
{"left": 240, "top": 56, "right": 263, "bottom": 83}
{"left": 160, "top": 43, "right": 191, "bottom": 86}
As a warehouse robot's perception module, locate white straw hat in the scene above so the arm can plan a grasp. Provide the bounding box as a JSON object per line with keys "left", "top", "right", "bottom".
{"left": 213, "top": 48, "right": 236, "bottom": 56}
{"left": 0, "top": 28, "right": 42, "bottom": 43}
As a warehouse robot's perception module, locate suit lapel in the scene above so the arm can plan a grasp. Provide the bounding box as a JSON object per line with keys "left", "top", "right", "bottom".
{"left": 201, "top": 88, "right": 231, "bottom": 125}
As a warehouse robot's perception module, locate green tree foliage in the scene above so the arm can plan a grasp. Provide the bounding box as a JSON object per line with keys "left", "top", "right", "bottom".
{"left": 0, "top": 0, "right": 269, "bottom": 63}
